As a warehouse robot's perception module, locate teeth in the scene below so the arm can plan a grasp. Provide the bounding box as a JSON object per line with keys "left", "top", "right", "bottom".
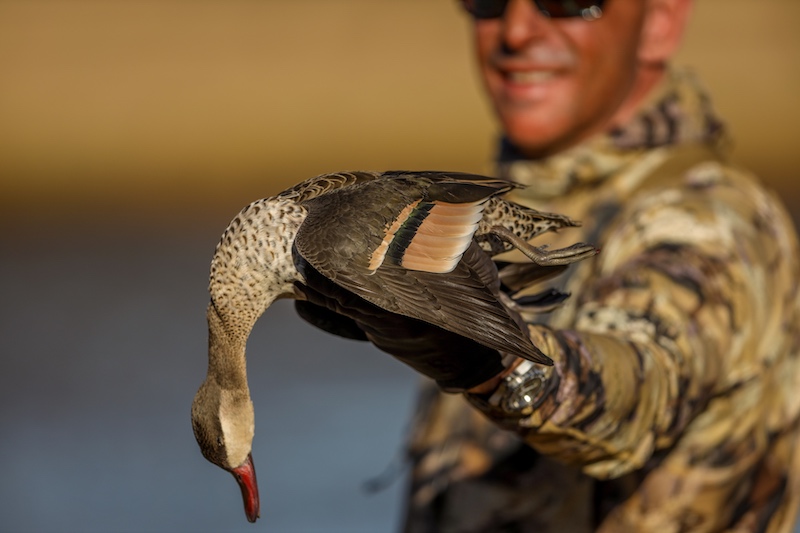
{"left": 508, "top": 71, "right": 555, "bottom": 84}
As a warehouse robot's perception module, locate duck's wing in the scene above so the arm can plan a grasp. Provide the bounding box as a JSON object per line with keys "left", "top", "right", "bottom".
{"left": 278, "top": 171, "right": 382, "bottom": 202}
{"left": 294, "top": 171, "right": 551, "bottom": 365}
{"left": 296, "top": 171, "right": 516, "bottom": 275}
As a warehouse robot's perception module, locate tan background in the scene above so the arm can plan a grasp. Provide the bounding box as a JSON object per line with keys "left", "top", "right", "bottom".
{"left": 1, "top": 0, "right": 799, "bottom": 229}
{"left": 2, "top": 3, "right": 800, "bottom": 530}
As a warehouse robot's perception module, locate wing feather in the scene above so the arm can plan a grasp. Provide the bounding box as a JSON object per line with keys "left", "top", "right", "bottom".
{"left": 294, "top": 171, "right": 551, "bottom": 365}
{"left": 329, "top": 242, "right": 551, "bottom": 364}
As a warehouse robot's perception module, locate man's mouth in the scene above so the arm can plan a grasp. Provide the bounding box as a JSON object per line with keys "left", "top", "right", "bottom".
{"left": 505, "top": 70, "right": 558, "bottom": 84}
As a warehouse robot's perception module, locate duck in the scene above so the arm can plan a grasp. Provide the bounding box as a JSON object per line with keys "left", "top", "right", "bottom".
{"left": 190, "top": 170, "right": 597, "bottom": 523}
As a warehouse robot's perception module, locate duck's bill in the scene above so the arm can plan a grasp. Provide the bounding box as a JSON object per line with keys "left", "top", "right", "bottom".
{"left": 231, "top": 453, "right": 260, "bottom": 523}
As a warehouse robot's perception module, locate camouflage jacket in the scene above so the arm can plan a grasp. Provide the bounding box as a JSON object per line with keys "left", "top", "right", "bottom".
{"left": 403, "top": 70, "right": 800, "bottom": 533}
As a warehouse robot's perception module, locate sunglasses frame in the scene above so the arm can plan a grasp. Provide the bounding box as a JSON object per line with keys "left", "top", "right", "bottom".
{"left": 462, "top": 0, "right": 605, "bottom": 20}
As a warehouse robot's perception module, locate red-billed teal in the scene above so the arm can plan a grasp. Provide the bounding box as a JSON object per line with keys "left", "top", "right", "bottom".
{"left": 191, "top": 170, "right": 597, "bottom": 522}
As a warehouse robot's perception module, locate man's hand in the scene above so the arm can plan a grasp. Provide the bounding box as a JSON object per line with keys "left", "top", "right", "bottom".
{"left": 295, "top": 260, "right": 506, "bottom": 392}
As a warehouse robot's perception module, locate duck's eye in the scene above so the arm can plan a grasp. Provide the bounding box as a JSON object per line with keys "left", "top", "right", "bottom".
{"left": 217, "top": 437, "right": 224, "bottom": 447}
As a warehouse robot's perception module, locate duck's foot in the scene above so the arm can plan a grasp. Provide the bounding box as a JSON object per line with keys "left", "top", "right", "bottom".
{"left": 500, "top": 288, "right": 571, "bottom": 314}
{"left": 491, "top": 226, "right": 599, "bottom": 266}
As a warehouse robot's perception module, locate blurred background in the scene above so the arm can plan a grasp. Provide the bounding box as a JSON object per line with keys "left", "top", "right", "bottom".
{"left": 1, "top": 1, "right": 798, "bottom": 532}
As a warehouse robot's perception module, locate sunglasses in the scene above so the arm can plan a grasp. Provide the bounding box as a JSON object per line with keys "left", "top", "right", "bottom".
{"left": 461, "top": 0, "right": 605, "bottom": 20}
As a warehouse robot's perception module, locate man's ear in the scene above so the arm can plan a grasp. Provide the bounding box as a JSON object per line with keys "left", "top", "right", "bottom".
{"left": 638, "top": 0, "right": 693, "bottom": 65}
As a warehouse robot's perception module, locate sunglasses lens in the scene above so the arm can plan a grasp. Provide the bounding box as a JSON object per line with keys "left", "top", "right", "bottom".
{"left": 537, "top": 0, "right": 604, "bottom": 18}
{"left": 462, "top": 0, "right": 604, "bottom": 19}
{"left": 462, "top": 0, "right": 509, "bottom": 19}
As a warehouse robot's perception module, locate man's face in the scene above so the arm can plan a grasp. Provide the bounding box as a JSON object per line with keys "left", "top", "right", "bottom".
{"left": 473, "top": 0, "right": 648, "bottom": 157}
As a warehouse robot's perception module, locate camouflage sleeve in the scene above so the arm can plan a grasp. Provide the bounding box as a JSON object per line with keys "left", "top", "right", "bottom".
{"left": 465, "top": 163, "right": 800, "bottom": 479}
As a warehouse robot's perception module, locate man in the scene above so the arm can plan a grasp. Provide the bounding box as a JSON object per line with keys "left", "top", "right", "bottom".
{"left": 297, "top": 0, "right": 798, "bottom": 530}
{"left": 395, "top": 0, "right": 800, "bottom": 531}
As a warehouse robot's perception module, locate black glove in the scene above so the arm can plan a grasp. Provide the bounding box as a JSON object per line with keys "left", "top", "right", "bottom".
{"left": 294, "top": 260, "right": 505, "bottom": 392}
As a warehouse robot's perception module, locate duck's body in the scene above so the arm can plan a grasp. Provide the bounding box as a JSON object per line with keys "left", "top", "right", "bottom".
{"left": 192, "top": 170, "right": 597, "bottom": 522}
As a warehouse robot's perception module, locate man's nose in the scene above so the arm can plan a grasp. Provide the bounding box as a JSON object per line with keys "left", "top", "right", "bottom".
{"left": 501, "top": 0, "right": 553, "bottom": 52}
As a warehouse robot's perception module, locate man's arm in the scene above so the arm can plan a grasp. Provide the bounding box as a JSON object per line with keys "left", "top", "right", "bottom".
{"left": 465, "top": 172, "right": 798, "bottom": 479}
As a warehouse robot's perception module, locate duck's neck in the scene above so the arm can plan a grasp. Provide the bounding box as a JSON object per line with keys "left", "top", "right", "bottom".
{"left": 206, "top": 302, "right": 250, "bottom": 391}
{"left": 209, "top": 197, "right": 306, "bottom": 314}
{"left": 204, "top": 196, "right": 307, "bottom": 388}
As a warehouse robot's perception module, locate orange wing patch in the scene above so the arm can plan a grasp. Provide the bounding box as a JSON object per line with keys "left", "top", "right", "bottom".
{"left": 368, "top": 200, "right": 421, "bottom": 271}
{"left": 400, "top": 201, "right": 484, "bottom": 274}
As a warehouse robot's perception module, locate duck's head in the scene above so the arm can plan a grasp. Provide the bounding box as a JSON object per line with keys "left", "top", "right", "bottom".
{"left": 192, "top": 197, "right": 308, "bottom": 522}
{"left": 191, "top": 373, "right": 259, "bottom": 522}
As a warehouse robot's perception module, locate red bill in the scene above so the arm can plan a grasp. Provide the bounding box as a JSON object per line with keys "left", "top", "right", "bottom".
{"left": 231, "top": 453, "right": 260, "bottom": 523}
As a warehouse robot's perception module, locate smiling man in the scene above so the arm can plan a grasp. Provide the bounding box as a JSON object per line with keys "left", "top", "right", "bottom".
{"left": 291, "top": 1, "right": 799, "bottom": 531}
{"left": 393, "top": 1, "right": 800, "bottom": 532}
{"left": 472, "top": 0, "right": 693, "bottom": 157}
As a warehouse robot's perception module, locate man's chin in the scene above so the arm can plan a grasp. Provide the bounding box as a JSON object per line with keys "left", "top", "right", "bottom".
{"left": 501, "top": 119, "right": 575, "bottom": 159}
